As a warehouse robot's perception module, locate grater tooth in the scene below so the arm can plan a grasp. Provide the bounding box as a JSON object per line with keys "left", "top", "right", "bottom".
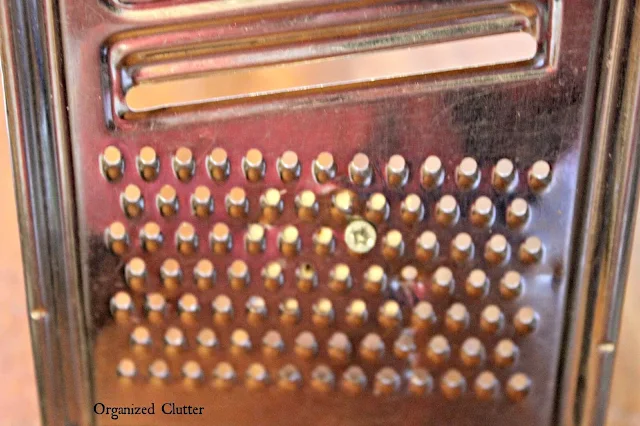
{"left": 277, "top": 151, "right": 301, "bottom": 183}
{"left": 294, "top": 331, "right": 318, "bottom": 360}
{"left": 105, "top": 221, "right": 128, "bottom": 255}
{"left": 177, "top": 293, "right": 200, "bottom": 318}
{"left": 182, "top": 360, "right": 204, "bottom": 382}
{"left": 176, "top": 222, "right": 198, "bottom": 255}
{"left": 374, "top": 367, "right": 401, "bottom": 396}
{"left": 378, "top": 300, "right": 402, "bottom": 329}
{"left": 412, "top": 301, "right": 436, "bottom": 330}
{"left": 313, "top": 227, "right": 336, "bottom": 256}
{"left": 408, "top": 368, "right": 434, "bottom": 396}
{"left": 431, "top": 266, "right": 454, "bottom": 297}
{"left": 386, "top": 154, "right": 409, "bottom": 188}
{"left": 470, "top": 196, "right": 495, "bottom": 228}
{"left": 507, "top": 198, "right": 530, "bottom": 228}
{"left": 230, "top": 329, "right": 252, "bottom": 355}
{"left": 191, "top": 185, "right": 213, "bottom": 218}
{"left": 420, "top": 155, "right": 444, "bottom": 190}
{"left": 506, "top": 373, "right": 532, "bottom": 402}
{"left": 474, "top": 371, "right": 499, "bottom": 401}
{"left": 528, "top": 160, "right": 552, "bottom": 191}
{"left": 172, "top": 147, "right": 195, "bottom": 182}
{"left": 455, "top": 157, "right": 480, "bottom": 190}
{"left": 480, "top": 305, "right": 504, "bottom": 334}
{"left": 209, "top": 223, "right": 232, "bottom": 254}
{"left": 228, "top": 260, "right": 250, "bottom": 291}
{"left": 149, "top": 359, "right": 170, "bottom": 381}
{"left": 312, "top": 152, "right": 336, "bottom": 184}
{"left": 124, "top": 257, "right": 148, "bottom": 291}
{"left": 440, "top": 369, "right": 466, "bottom": 400}
{"left": 164, "top": 326, "right": 186, "bottom": 349}
{"left": 245, "top": 363, "right": 269, "bottom": 390}
{"left": 279, "top": 225, "right": 301, "bottom": 256}
{"left": 262, "top": 330, "right": 285, "bottom": 358}
{"left": 207, "top": 148, "right": 230, "bottom": 182}
{"left": 277, "top": 364, "right": 303, "bottom": 391}
{"left": 144, "top": 293, "right": 167, "bottom": 323}
{"left": 245, "top": 296, "right": 268, "bottom": 325}
{"left": 435, "top": 195, "right": 460, "bottom": 226}
{"left": 445, "top": 303, "right": 469, "bottom": 333}
{"left": 341, "top": 366, "right": 367, "bottom": 396}
{"left": 426, "top": 335, "right": 451, "bottom": 365}
{"left": 109, "top": 291, "right": 133, "bottom": 322}
{"left": 465, "top": 269, "right": 489, "bottom": 298}
{"left": 156, "top": 184, "right": 178, "bottom": 217}
{"left": 327, "top": 332, "right": 352, "bottom": 364}
{"left": 314, "top": 302, "right": 341, "bottom": 333}
{"left": 311, "top": 365, "right": 335, "bottom": 393}
{"left": 226, "top": 187, "right": 249, "bottom": 218}
{"left": 196, "top": 328, "right": 218, "bottom": 350}
{"left": 296, "top": 263, "right": 318, "bottom": 293}
{"left": 193, "top": 259, "right": 215, "bottom": 290}
{"left": 401, "top": 193, "right": 424, "bottom": 225}
{"left": 213, "top": 362, "right": 236, "bottom": 389}
{"left": 492, "top": 158, "right": 517, "bottom": 192}
{"left": 129, "top": 326, "right": 151, "bottom": 347}
{"left": 262, "top": 261, "right": 284, "bottom": 292}
{"left": 514, "top": 306, "right": 539, "bottom": 335}
{"left": 245, "top": 223, "right": 267, "bottom": 255}
{"left": 116, "top": 358, "right": 137, "bottom": 378}
{"left": 331, "top": 189, "right": 359, "bottom": 223}
{"left": 279, "top": 298, "right": 301, "bottom": 325}
{"left": 242, "top": 149, "right": 266, "bottom": 182}
{"left": 519, "top": 236, "right": 544, "bottom": 264}
{"left": 121, "top": 184, "right": 143, "bottom": 218}
{"left": 494, "top": 339, "right": 519, "bottom": 367}
{"left": 359, "top": 333, "right": 385, "bottom": 362}
{"left": 260, "top": 188, "right": 284, "bottom": 223}
{"left": 137, "top": 146, "right": 159, "bottom": 182}
{"left": 212, "top": 295, "right": 234, "bottom": 325}
{"left": 328, "top": 263, "right": 352, "bottom": 293}
{"left": 499, "top": 271, "right": 524, "bottom": 299}
{"left": 365, "top": 193, "right": 390, "bottom": 224}
{"left": 485, "top": 234, "right": 510, "bottom": 265}
{"left": 160, "top": 258, "right": 182, "bottom": 291}
{"left": 393, "top": 329, "right": 417, "bottom": 359}
{"left": 345, "top": 299, "right": 368, "bottom": 327}
{"left": 295, "top": 190, "right": 319, "bottom": 221}
{"left": 348, "top": 153, "right": 373, "bottom": 186}
{"left": 382, "top": 229, "right": 404, "bottom": 260}
{"left": 416, "top": 230, "right": 439, "bottom": 262}
{"left": 363, "top": 264, "right": 387, "bottom": 294}
{"left": 451, "top": 232, "right": 474, "bottom": 263}
{"left": 100, "top": 146, "right": 124, "bottom": 182}
{"left": 460, "top": 337, "right": 486, "bottom": 367}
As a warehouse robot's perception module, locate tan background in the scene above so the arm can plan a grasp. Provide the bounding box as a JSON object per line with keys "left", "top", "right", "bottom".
{"left": 0, "top": 86, "right": 638, "bottom": 425}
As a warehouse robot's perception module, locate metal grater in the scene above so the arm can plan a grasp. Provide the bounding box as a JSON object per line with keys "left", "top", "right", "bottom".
{"left": 2, "top": 0, "right": 640, "bottom": 425}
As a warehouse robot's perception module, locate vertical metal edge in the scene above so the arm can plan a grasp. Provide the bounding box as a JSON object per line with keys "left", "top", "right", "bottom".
{"left": 558, "top": 0, "right": 640, "bottom": 424}
{"left": 581, "top": 2, "right": 640, "bottom": 424}
{"left": 0, "top": 1, "right": 92, "bottom": 425}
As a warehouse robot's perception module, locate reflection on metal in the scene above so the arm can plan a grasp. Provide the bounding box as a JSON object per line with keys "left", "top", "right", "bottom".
{"left": 1, "top": 0, "right": 640, "bottom": 425}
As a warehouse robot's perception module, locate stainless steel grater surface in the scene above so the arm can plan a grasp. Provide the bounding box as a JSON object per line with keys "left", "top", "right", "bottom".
{"left": 2, "top": 0, "right": 640, "bottom": 425}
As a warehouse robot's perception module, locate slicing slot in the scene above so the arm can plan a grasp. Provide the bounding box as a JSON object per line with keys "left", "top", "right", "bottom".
{"left": 126, "top": 33, "right": 537, "bottom": 112}
{"left": 107, "top": 1, "right": 546, "bottom": 119}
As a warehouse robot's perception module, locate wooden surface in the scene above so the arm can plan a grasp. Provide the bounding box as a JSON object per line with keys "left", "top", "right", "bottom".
{"left": 0, "top": 90, "right": 638, "bottom": 426}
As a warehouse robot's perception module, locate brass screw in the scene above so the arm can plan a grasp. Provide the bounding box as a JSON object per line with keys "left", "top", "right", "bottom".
{"left": 344, "top": 220, "right": 377, "bottom": 255}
